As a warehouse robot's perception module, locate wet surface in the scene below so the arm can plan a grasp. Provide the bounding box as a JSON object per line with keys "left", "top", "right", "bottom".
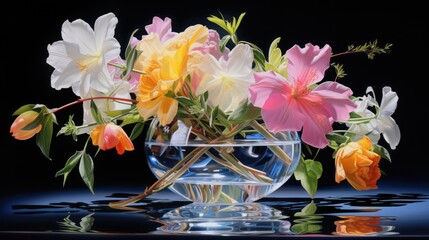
{"left": 1, "top": 185, "right": 429, "bottom": 239}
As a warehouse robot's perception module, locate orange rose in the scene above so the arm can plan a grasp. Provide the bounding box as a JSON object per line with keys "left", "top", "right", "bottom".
{"left": 10, "top": 111, "right": 42, "bottom": 140}
{"left": 335, "top": 136, "right": 381, "bottom": 190}
{"left": 333, "top": 216, "right": 383, "bottom": 236}
{"left": 90, "top": 123, "right": 134, "bottom": 155}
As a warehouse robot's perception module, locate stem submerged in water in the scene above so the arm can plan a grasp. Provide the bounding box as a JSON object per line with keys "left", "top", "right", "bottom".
{"left": 249, "top": 120, "right": 293, "bottom": 165}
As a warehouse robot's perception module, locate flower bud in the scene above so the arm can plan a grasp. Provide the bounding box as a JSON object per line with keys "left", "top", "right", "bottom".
{"left": 10, "top": 111, "right": 42, "bottom": 140}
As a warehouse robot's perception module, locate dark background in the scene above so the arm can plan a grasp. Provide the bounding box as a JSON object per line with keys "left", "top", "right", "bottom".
{"left": 2, "top": 1, "right": 428, "bottom": 197}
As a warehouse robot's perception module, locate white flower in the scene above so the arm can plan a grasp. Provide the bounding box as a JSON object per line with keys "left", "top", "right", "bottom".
{"left": 196, "top": 44, "right": 254, "bottom": 112}
{"left": 347, "top": 86, "right": 400, "bottom": 149}
{"left": 47, "top": 12, "right": 120, "bottom": 97}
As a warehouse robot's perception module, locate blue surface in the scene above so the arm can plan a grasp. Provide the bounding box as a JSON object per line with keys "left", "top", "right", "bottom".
{"left": 1, "top": 183, "right": 429, "bottom": 239}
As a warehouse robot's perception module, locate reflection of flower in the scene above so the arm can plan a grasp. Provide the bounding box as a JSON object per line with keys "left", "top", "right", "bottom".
{"left": 335, "top": 136, "right": 381, "bottom": 190}
{"left": 10, "top": 12, "right": 399, "bottom": 203}
{"left": 333, "top": 216, "right": 383, "bottom": 236}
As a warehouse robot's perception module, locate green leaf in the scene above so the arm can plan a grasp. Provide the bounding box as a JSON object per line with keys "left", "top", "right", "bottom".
{"left": 55, "top": 151, "right": 83, "bottom": 186}
{"left": 373, "top": 144, "right": 392, "bottom": 162}
{"left": 326, "top": 133, "right": 349, "bottom": 145}
{"left": 210, "top": 106, "right": 219, "bottom": 127}
{"left": 90, "top": 100, "right": 104, "bottom": 125}
{"left": 36, "top": 115, "right": 54, "bottom": 160}
{"left": 219, "top": 35, "right": 231, "bottom": 52}
{"left": 268, "top": 37, "right": 282, "bottom": 66}
{"left": 227, "top": 101, "right": 261, "bottom": 124}
{"left": 125, "top": 28, "right": 139, "bottom": 58}
{"left": 176, "top": 96, "right": 194, "bottom": 108}
{"left": 123, "top": 47, "right": 142, "bottom": 78}
{"left": 253, "top": 48, "right": 266, "bottom": 70}
{"left": 120, "top": 112, "right": 142, "bottom": 126}
{"left": 294, "top": 158, "right": 323, "bottom": 198}
{"left": 22, "top": 112, "right": 45, "bottom": 131}
{"left": 130, "top": 122, "right": 145, "bottom": 141}
{"left": 216, "top": 108, "right": 232, "bottom": 130}
{"left": 294, "top": 200, "right": 317, "bottom": 216}
{"left": 291, "top": 222, "right": 323, "bottom": 235}
{"left": 79, "top": 153, "right": 95, "bottom": 194}
{"left": 12, "top": 104, "right": 36, "bottom": 116}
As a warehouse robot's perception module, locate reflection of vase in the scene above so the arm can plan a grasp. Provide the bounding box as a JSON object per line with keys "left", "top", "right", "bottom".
{"left": 145, "top": 118, "right": 301, "bottom": 204}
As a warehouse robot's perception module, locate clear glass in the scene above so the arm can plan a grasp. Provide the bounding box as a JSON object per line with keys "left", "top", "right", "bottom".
{"left": 144, "top": 119, "right": 301, "bottom": 203}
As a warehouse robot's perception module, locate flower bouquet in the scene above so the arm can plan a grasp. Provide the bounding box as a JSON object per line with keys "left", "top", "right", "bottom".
{"left": 10, "top": 12, "right": 400, "bottom": 206}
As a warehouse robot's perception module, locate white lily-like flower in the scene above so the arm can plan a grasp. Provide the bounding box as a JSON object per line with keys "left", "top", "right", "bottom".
{"left": 47, "top": 12, "right": 120, "bottom": 97}
{"left": 196, "top": 44, "right": 254, "bottom": 112}
{"left": 347, "top": 86, "right": 400, "bottom": 149}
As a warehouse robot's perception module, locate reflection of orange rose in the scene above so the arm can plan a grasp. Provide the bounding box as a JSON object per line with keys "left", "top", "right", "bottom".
{"left": 333, "top": 216, "right": 383, "bottom": 236}
{"left": 335, "top": 136, "right": 381, "bottom": 190}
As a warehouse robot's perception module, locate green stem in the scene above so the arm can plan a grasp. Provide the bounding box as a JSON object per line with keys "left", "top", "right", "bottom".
{"left": 249, "top": 120, "right": 292, "bottom": 164}
{"left": 109, "top": 146, "right": 209, "bottom": 207}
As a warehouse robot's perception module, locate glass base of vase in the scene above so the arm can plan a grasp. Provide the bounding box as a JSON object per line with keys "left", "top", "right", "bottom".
{"left": 157, "top": 202, "right": 293, "bottom": 235}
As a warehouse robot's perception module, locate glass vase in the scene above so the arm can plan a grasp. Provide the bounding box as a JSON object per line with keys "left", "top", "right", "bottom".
{"left": 144, "top": 118, "right": 301, "bottom": 204}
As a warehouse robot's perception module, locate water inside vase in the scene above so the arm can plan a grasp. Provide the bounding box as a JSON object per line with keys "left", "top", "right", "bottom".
{"left": 145, "top": 140, "right": 301, "bottom": 203}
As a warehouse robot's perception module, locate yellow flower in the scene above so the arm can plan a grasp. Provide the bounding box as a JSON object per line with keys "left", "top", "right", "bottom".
{"left": 134, "top": 25, "right": 208, "bottom": 126}
{"left": 90, "top": 123, "right": 134, "bottom": 155}
{"left": 10, "top": 111, "right": 42, "bottom": 140}
{"left": 335, "top": 136, "right": 381, "bottom": 190}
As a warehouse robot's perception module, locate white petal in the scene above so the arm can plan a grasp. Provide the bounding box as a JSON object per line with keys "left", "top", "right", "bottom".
{"left": 46, "top": 41, "right": 71, "bottom": 70}
{"left": 226, "top": 44, "right": 253, "bottom": 74}
{"left": 377, "top": 116, "right": 401, "bottom": 150}
{"left": 379, "top": 86, "right": 398, "bottom": 117}
{"left": 61, "top": 18, "right": 96, "bottom": 54}
{"left": 102, "top": 38, "right": 121, "bottom": 61}
{"left": 51, "top": 62, "right": 81, "bottom": 91}
{"left": 94, "top": 13, "right": 118, "bottom": 50}
{"left": 91, "top": 65, "right": 114, "bottom": 93}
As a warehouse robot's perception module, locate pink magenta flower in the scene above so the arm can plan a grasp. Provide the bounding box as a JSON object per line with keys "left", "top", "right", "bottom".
{"left": 90, "top": 123, "right": 134, "bottom": 155}
{"left": 249, "top": 44, "right": 356, "bottom": 148}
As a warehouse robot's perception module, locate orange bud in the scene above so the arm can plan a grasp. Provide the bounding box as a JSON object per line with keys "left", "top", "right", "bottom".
{"left": 90, "top": 123, "right": 134, "bottom": 155}
{"left": 10, "top": 111, "right": 42, "bottom": 140}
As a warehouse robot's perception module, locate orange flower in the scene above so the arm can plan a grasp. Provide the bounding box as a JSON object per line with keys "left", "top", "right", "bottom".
{"left": 335, "top": 136, "right": 381, "bottom": 190}
{"left": 10, "top": 111, "right": 42, "bottom": 140}
{"left": 333, "top": 216, "right": 383, "bottom": 236}
{"left": 90, "top": 123, "right": 134, "bottom": 155}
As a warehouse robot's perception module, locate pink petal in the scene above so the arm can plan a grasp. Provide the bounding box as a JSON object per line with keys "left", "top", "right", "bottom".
{"left": 261, "top": 93, "right": 306, "bottom": 132}
{"left": 298, "top": 100, "right": 333, "bottom": 148}
{"left": 314, "top": 81, "right": 356, "bottom": 121}
{"left": 286, "top": 43, "right": 332, "bottom": 85}
{"left": 145, "top": 16, "right": 177, "bottom": 43}
{"left": 249, "top": 71, "right": 289, "bottom": 108}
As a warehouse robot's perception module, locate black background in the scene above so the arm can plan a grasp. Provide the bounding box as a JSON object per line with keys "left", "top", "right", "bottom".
{"left": 2, "top": 1, "right": 428, "bottom": 196}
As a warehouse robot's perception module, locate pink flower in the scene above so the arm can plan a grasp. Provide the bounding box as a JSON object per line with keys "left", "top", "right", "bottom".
{"left": 194, "top": 30, "right": 229, "bottom": 60}
{"left": 144, "top": 16, "right": 177, "bottom": 43}
{"left": 131, "top": 16, "right": 178, "bottom": 47}
{"left": 90, "top": 123, "right": 134, "bottom": 155}
{"left": 249, "top": 44, "right": 356, "bottom": 148}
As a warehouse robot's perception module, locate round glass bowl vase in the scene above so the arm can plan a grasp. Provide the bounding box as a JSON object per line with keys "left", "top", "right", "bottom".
{"left": 144, "top": 118, "right": 301, "bottom": 204}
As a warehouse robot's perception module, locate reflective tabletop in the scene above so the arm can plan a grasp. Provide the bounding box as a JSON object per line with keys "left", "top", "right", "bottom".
{"left": 1, "top": 183, "right": 428, "bottom": 239}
